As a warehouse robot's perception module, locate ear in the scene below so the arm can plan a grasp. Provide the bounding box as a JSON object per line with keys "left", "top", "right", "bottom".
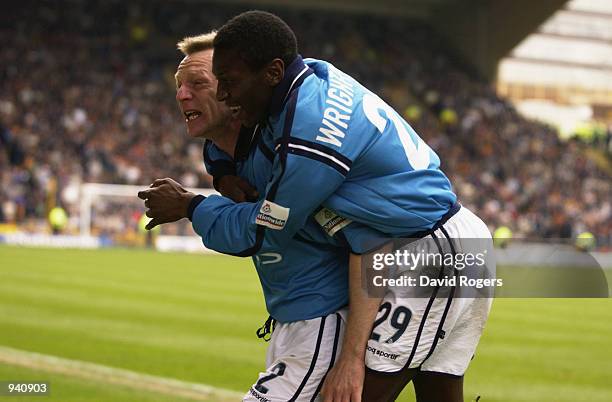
{"left": 264, "top": 59, "right": 285, "bottom": 86}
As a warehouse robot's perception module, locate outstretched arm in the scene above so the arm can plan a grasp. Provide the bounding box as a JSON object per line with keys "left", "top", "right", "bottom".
{"left": 321, "top": 252, "right": 384, "bottom": 402}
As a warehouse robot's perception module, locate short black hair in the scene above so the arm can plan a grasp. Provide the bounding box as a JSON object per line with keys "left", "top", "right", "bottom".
{"left": 214, "top": 10, "right": 298, "bottom": 71}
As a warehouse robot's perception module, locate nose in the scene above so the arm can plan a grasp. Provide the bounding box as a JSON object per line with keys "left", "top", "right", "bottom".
{"left": 176, "top": 86, "right": 192, "bottom": 101}
{"left": 216, "top": 82, "right": 228, "bottom": 102}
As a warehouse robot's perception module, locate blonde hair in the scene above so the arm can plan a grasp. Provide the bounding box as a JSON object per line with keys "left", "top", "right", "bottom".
{"left": 176, "top": 31, "right": 217, "bottom": 55}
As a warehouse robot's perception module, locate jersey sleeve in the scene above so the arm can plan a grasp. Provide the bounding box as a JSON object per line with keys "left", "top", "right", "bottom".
{"left": 311, "top": 207, "right": 390, "bottom": 254}
{"left": 190, "top": 80, "right": 371, "bottom": 256}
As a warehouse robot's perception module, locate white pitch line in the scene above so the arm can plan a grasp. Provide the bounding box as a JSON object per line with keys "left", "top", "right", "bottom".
{"left": 0, "top": 345, "right": 243, "bottom": 401}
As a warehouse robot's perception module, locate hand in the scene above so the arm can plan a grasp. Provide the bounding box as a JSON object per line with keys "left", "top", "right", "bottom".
{"left": 321, "top": 354, "right": 364, "bottom": 402}
{"left": 137, "top": 178, "right": 196, "bottom": 230}
{"left": 217, "top": 175, "right": 259, "bottom": 202}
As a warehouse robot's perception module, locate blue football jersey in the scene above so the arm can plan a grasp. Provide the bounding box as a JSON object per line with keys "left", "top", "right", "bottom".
{"left": 192, "top": 56, "right": 457, "bottom": 320}
{"left": 192, "top": 56, "right": 455, "bottom": 251}
{"left": 203, "top": 128, "right": 358, "bottom": 323}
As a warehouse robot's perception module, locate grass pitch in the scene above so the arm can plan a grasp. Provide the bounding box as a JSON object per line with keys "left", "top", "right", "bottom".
{"left": 0, "top": 246, "right": 611, "bottom": 401}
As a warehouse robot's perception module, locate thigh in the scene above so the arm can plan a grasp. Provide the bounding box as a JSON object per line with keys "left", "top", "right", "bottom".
{"left": 413, "top": 370, "right": 463, "bottom": 402}
{"left": 419, "top": 297, "right": 492, "bottom": 376}
{"left": 362, "top": 366, "right": 418, "bottom": 402}
{"left": 244, "top": 311, "right": 345, "bottom": 402}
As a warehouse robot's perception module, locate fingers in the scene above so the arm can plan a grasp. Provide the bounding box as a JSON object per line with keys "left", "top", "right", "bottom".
{"left": 140, "top": 178, "right": 180, "bottom": 202}
{"left": 220, "top": 186, "right": 245, "bottom": 202}
{"left": 145, "top": 217, "right": 162, "bottom": 230}
{"left": 351, "top": 385, "right": 363, "bottom": 402}
{"left": 150, "top": 178, "right": 174, "bottom": 188}
{"left": 150, "top": 179, "right": 166, "bottom": 188}
{"left": 219, "top": 179, "right": 246, "bottom": 203}
{"left": 320, "top": 372, "right": 362, "bottom": 402}
{"left": 320, "top": 376, "right": 345, "bottom": 402}
{"left": 139, "top": 183, "right": 165, "bottom": 230}
{"left": 321, "top": 382, "right": 330, "bottom": 402}
{"left": 144, "top": 208, "right": 173, "bottom": 228}
{"left": 322, "top": 389, "right": 335, "bottom": 402}
{"left": 237, "top": 179, "right": 259, "bottom": 200}
{"left": 232, "top": 190, "right": 247, "bottom": 203}
{"left": 138, "top": 183, "right": 166, "bottom": 199}
{"left": 321, "top": 375, "right": 332, "bottom": 402}
{"left": 244, "top": 187, "right": 259, "bottom": 201}
{"left": 217, "top": 176, "right": 258, "bottom": 203}
{"left": 323, "top": 390, "right": 349, "bottom": 402}
{"left": 139, "top": 183, "right": 171, "bottom": 203}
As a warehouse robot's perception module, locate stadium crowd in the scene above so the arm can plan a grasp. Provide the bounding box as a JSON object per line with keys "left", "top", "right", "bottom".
{"left": 1, "top": 0, "right": 610, "bottom": 246}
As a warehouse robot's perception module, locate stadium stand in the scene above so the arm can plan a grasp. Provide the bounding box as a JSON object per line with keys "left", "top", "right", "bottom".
{"left": 1, "top": 0, "right": 610, "bottom": 247}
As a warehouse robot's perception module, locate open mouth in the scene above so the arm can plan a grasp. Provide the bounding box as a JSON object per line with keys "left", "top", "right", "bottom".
{"left": 229, "top": 105, "right": 241, "bottom": 118}
{"left": 184, "top": 110, "right": 202, "bottom": 122}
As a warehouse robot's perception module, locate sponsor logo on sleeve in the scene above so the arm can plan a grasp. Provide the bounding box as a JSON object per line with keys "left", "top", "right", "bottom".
{"left": 256, "top": 201, "right": 290, "bottom": 230}
{"left": 315, "top": 207, "right": 352, "bottom": 236}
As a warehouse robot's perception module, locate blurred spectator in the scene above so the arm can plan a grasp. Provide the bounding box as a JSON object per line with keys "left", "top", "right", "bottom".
{"left": 48, "top": 205, "right": 67, "bottom": 235}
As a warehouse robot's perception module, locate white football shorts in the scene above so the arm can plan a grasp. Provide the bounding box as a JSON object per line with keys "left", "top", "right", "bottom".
{"left": 244, "top": 309, "right": 347, "bottom": 402}
{"left": 365, "top": 206, "right": 494, "bottom": 376}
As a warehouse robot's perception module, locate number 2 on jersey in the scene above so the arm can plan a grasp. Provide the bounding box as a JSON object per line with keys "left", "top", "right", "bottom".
{"left": 362, "top": 93, "right": 431, "bottom": 170}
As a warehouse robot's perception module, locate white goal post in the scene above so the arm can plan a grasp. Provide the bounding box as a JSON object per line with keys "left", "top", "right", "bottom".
{"left": 79, "top": 183, "right": 218, "bottom": 237}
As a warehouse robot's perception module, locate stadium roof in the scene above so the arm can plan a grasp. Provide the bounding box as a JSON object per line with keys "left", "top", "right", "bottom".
{"left": 213, "top": 0, "right": 568, "bottom": 80}
{"left": 499, "top": 0, "right": 612, "bottom": 92}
